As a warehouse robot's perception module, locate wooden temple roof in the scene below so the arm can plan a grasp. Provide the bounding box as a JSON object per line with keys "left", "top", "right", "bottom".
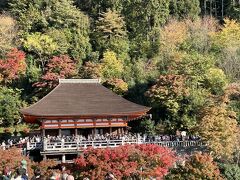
{"left": 21, "top": 79, "right": 150, "bottom": 119}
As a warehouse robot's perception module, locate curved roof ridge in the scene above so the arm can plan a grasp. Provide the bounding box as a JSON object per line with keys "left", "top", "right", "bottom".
{"left": 59, "top": 79, "right": 100, "bottom": 84}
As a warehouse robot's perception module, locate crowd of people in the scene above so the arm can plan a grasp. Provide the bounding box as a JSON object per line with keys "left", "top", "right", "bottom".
{"left": 144, "top": 134, "right": 201, "bottom": 142}
{"left": 0, "top": 160, "right": 116, "bottom": 180}
{"left": 0, "top": 137, "right": 28, "bottom": 150}
{"left": 0, "top": 131, "right": 201, "bottom": 150}
{"left": 42, "top": 132, "right": 201, "bottom": 143}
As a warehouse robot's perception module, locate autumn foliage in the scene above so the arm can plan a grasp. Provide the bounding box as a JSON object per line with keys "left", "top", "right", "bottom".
{"left": 74, "top": 144, "right": 176, "bottom": 179}
{"left": 34, "top": 55, "right": 77, "bottom": 88}
{"left": 199, "top": 104, "right": 238, "bottom": 159}
{"left": 0, "top": 147, "right": 57, "bottom": 178}
{"left": 165, "top": 152, "right": 223, "bottom": 180}
{"left": 145, "top": 74, "right": 189, "bottom": 114}
{"left": 103, "top": 78, "right": 128, "bottom": 95}
{"left": 0, "top": 147, "right": 33, "bottom": 177}
{"left": 0, "top": 48, "right": 26, "bottom": 83}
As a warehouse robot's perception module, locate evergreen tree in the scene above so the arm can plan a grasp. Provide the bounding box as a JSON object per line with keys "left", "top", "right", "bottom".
{"left": 93, "top": 9, "right": 129, "bottom": 61}
{"left": 122, "top": 0, "right": 170, "bottom": 58}
{"left": 170, "top": 0, "right": 200, "bottom": 19}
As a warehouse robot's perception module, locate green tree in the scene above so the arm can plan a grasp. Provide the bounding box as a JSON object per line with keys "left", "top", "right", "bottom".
{"left": 204, "top": 68, "right": 228, "bottom": 95}
{"left": 45, "top": 28, "right": 71, "bottom": 55}
{"left": 23, "top": 33, "right": 57, "bottom": 69}
{"left": 226, "top": 1, "right": 240, "bottom": 21}
{"left": 169, "top": 0, "right": 200, "bottom": 19}
{"left": 0, "top": 0, "right": 9, "bottom": 11}
{"left": 219, "top": 163, "right": 240, "bottom": 180}
{"left": 145, "top": 74, "right": 200, "bottom": 131}
{"left": 0, "top": 87, "right": 26, "bottom": 127}
{"left": 122, "top": 0, "right": 170, "bottom": 37}
{"left": 94, "top": 9, "right": 129, "bottom": 61}
{"left": 9, "top": 0, "right": 91, "bottom": 61}
{"left": 122, "top": 0, "right": 170, "bottom": 58}
{"left": 100, "top": 51, "right": 123, "bottom": 79}
{"left": 211, "top": 19, "right": 240, "bottom": 80}
{"left": 75, "top": 0, "right": 123, "bottom": 18}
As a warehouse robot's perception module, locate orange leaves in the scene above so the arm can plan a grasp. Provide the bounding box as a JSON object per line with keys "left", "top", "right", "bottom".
{"left": 74, "top": 144, "right": 176, "bottom": 179}
{"left": 0, "top": 48, "right": 26, "bottom": 83}
{"left": 0, "top": 147, "right": 33, "bottom": 177}
{"left": 81, "top": 61, "right": 102, "bottom": 79}
{"left": 166, "top": 153, "right": 223, "bottom": 180}
{"left": 146, "top": 74, "right": 188, "bottom": 103}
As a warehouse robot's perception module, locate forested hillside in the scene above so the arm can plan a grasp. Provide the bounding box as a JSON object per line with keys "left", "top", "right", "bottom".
{"left": 0, "top": 0, "right": 239, "bottom": 139}
{"left": 0, "top": 0, "right": 240, "bottom": 179}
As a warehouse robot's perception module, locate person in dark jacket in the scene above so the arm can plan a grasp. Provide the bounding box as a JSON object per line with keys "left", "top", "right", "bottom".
{"left": 31, "top": 169, "right": 41, "bottom": 180}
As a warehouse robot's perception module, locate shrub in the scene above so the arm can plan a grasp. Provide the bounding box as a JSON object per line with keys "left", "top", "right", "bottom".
{"left": 74, "top": 144, "right": 176, "bottom": 179}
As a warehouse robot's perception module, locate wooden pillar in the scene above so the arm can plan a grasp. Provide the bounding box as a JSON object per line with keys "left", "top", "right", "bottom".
{"left": 74, "top": 119, "right": 77, "bottom": 136}
{"left": 93, "top": 119, "right": 96, "bottom": 138}
{"left": 92, "top": 128, "right": 95, "bottom": 137}
{"left": 109, "top": 127, "right": 112, "bottom": 134}
{"left": 42, "top": 120, "right": 45, "bottom": 137}
{"left": 58, "top": 120, "right": 61, "bottom": 136}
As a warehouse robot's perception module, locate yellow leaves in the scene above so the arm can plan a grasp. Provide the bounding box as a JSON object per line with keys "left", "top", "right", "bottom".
{"left": 211, "top": 18, "right": 240, "bottom": 48}
{"left": 100, "top": 51, "right": 124, "bottom": 79}
{"left": 23, "top": 33, "right": 57, "bottom": 56}
{"left": 0, "top": 14, "right": 16, "bottom": 55}
{"left": 97, "top": 9, "right": 127, "bottom": 39}
{"left": 160, "top": 17, "right": 217, "bottom": 52}
{"left": 103, "top": 78, "right": 128, "bottom": 95}
{"left": 81, "top": 51, "right": 124, "bottom": 80}
{"left": 222, "top": 18, "right": 240, "bottom": 40}
{"left": 199, "top": 106, "right": 238, "bottom": 159}
{"left": 160, "top": 19, "right": 188, "bottom": 50}
{"left": 0, "top": 14, "right": 15, "bottom": 28}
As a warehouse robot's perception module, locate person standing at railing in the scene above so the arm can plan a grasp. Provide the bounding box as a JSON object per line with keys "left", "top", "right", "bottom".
{"left": 61, "top": 137, "right": 65, "bottom": 149}
{"left": 181, "top": 131, "right": 187, "bottom": 141}
{"left": 1, "top": 141, "right": 6, "bottom": 150}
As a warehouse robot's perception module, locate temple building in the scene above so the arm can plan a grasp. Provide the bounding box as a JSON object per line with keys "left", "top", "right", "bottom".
{"left": 21, "top": 78, "right": 149, "bottom": 139}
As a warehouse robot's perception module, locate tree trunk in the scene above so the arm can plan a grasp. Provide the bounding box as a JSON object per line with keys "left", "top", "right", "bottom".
{"left": 204, "top": 0, "right": 207, "bottom": 15}
{"left": 210, "top": 0, "right": 213, "bottom": 17}
{"left": 215, "top": 0, "right": 217, "bottom": 18}
{"left": 221, "top": 0, "right": 224, "bottom": 19}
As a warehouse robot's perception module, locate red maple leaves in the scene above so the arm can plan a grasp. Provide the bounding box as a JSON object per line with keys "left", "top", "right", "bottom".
{"left": 34, "top": 55, "right": 77, "bottom": 88}
{"left": 0, "top": 48, "right": 26, "bottom": 83}
{"left": 74, "top": 144, "right": 176, "bottom": 179}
